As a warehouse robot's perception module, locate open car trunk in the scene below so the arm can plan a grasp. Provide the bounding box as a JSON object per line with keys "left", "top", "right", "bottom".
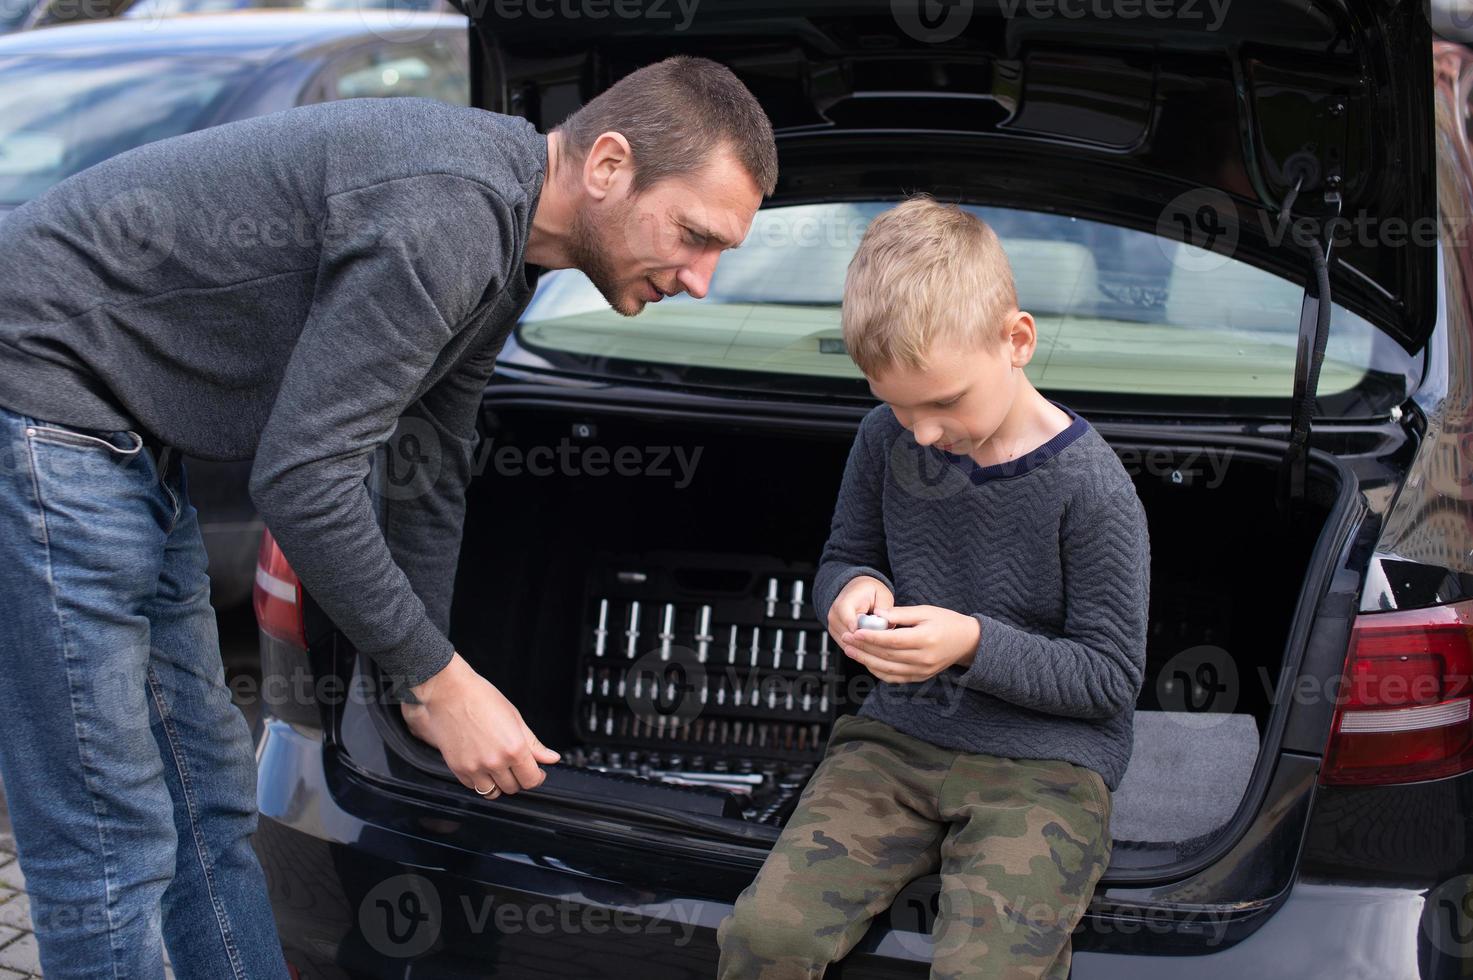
{"left": 367, "top": 390, "right": 1344, "bottom": 880}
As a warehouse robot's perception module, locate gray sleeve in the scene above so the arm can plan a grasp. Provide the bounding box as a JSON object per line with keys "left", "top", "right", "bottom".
{"left": 372, "top": 336, "right": 504, "bottom": 643}
{"left": 812, "top": 408, "right": 895, "bottom": 623}
{"left": 248, "top": 174, "right": 515, "bottom": 691}
{"left": 957, "top": 476, "right": 1151, "bottom": 720}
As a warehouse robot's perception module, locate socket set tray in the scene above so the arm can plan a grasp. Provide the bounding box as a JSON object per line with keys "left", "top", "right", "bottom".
{"left": 563, "top": 550, "right": 844, "bottom": 826}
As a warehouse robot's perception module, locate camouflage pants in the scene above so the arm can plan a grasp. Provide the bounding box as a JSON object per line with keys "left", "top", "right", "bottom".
{"left": 716, "top": 713, "right": 1112, "bottom": 979}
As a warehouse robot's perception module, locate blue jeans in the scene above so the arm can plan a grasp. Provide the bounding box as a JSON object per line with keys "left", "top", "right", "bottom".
{"left": 0, "top": 404, "right": 288, "bottom": 978}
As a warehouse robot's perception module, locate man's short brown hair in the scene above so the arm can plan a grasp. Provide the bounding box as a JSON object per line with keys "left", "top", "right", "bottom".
{"left": 553, "top": 56, "right": 778, "bottom": 196}
{"left": 842, "top": 194, "right": 1018, "bottom": 376}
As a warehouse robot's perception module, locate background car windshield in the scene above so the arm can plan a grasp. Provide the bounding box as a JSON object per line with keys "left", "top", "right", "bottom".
{"left": 0, "top": 55, "right": 246, "bottom": 205}
{"left": 0, "top": 0, "right": 35, "bottom": 32}
{"left": 519, "top": 202, "right": 1401, "bottom": 406}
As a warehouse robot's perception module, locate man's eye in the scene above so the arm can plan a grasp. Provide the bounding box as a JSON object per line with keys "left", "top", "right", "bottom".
{"left": 683, "top": 229, "right": 706, "bottom": 246}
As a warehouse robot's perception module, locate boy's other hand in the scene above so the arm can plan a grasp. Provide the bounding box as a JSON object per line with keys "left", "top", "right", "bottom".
{"left": 839, "top": 605, "right": 981, "bottom": 684}
{"left": 829, "top": 575, "right": 895, "bottom": 642}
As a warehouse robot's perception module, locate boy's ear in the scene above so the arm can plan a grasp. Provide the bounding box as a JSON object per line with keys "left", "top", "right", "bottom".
{"left": 1006, "top": 309, "right": 1038, "bottom": 367}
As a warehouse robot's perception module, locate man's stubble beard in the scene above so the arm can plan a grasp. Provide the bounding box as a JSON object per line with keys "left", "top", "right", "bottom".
{"left": 569, "top": 196, "right": 643, "bottom": 318}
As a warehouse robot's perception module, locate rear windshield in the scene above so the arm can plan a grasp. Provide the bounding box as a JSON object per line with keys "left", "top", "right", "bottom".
{"left": 518, "top": 202, "right": 1412, "bottom": 413}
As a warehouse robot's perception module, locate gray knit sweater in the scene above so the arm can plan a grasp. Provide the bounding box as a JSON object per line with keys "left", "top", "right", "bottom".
{"left": 0, "top": 98, "right": 547, "bottom": 690}
{"left": 812, "top": 401, "right": 1151, "bottom": 792}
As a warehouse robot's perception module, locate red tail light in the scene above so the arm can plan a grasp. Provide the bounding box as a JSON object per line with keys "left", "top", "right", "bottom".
{"left": 1321, "top": 598, "right": 1473, "bottom": 785}
{"left": 253, "top": 529, "right": 306, "bottom": 650}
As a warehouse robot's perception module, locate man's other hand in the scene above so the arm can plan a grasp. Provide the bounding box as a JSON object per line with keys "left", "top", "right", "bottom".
{"left": 400, "top": 653, "right": 561, "bottom": 797}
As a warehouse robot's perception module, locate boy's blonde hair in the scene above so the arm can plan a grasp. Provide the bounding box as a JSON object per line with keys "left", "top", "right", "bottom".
{"left": 841, "top": 194, "right": 1018, "bottom": 376}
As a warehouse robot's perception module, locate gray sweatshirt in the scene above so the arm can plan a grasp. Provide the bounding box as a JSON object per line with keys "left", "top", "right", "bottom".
{"left": 812, "top": 402, "right": 1151, "bottom": 792}
{"left": 0, "top": 97, "right": 547, "bottom": 689}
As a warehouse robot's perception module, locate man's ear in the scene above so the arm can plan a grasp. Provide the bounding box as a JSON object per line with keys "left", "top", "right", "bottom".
{"left": 1006, "top": 309, "right": 1038, "bottom": 367}
{"left": 581, "top": 131, "right": 634, "bottom": 203}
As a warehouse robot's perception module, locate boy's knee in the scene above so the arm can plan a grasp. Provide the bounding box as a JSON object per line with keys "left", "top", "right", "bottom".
{"left": 720, "top": 886, "right": 836, "bottom": 970}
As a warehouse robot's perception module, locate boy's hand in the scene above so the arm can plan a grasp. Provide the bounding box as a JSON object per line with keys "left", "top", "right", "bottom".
{"left": 828, "top": 575, "right": 895, "bottom": 641}
{"left": 839, "top": 605, "right": 981, "bottom": 684}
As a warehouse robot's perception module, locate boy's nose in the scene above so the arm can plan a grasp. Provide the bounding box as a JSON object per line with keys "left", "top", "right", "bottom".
{"left": 912, "top": 420, "right": 945, "bottom": 446}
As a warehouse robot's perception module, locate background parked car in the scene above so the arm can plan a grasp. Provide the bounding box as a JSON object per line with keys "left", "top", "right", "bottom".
{"left": 0, "top": 11, "right": 469, "bottom": 606}
{"left": 2, "top": 0, "right": 454, "bottom": 33}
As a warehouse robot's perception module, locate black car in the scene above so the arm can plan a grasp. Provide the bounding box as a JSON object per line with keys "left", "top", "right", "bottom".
{"left": 0, "top": 11, "right": 470, "bottom": 606}
{"left": 250, "top": 2, "right": 1473, "bottom": 976}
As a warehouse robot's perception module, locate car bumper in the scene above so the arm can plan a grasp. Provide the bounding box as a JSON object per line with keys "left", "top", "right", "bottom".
{"left": 255, "top": 719, "right": 1454, "bottom": 980}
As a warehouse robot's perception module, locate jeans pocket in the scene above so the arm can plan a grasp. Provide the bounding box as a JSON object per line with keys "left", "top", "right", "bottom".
{"left": 25, "top": 422, "right": 144, "bottom": 457}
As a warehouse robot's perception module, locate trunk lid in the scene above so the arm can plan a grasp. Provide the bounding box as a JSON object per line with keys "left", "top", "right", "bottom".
{"left": 456, "top": 0, "right": 1435, "bottom": 352}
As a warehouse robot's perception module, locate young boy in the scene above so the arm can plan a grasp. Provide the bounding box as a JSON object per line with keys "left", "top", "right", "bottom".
{"left": 716, "top": 195, "right": 1151, "bottom": 979}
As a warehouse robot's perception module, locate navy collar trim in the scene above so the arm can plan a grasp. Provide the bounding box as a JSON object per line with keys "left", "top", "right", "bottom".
{"left": 940, "top": 400, "right": 1090, "bottom": 485}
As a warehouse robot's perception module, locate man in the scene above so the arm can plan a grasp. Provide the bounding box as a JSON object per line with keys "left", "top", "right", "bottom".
{"left": 0, "top": 56, "right": 776, "bottom": 977}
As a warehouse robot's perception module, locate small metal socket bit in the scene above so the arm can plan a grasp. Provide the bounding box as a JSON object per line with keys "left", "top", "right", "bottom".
{"left": 765, "top": 577, "right": 780, "bottom": 617}
{"left": 790, "top": 580, "right": 805, "bottom": 619}
{"left": 625, "top": 600, "right": 641, "bottom": 659}
{"left": 696, "top": 605, "right": 713, "bottom": 663}
{"left": 594, "top": 598, "right": 609, "bottom": 657}
{"left": 659, "top": 603, "right": 676, "bottom": 660}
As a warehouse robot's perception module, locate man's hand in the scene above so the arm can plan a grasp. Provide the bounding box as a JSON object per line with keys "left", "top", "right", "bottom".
{"left": 400, "top": 652, "right": 561, "bottom": 798}
{"left": 838, "top": 605, "right": 981, "bottom": 684}
{"left": 827, "top": 575, "right": 895, "bottom": 645}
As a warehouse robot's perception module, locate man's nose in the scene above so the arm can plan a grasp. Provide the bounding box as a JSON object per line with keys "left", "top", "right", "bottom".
{"left": 676, "top": 249, "right": 719, "bottom": 299}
